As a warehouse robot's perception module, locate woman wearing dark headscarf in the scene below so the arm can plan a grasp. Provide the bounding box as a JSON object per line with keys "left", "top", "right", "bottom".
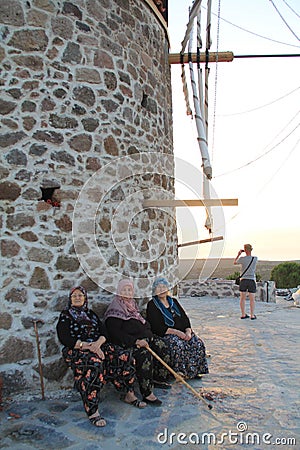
{"left": 104, "top": 279, "right": 172, "bottom": 406}
{"left": 146, "top": 278, "right": 209, "bottom": 379}
{"left": 56, "top": 286, "right": 145, "bottom": 428}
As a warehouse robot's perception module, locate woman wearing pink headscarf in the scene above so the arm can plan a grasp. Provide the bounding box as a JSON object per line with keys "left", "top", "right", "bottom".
{"left": 104, "top": 279, "right": 172, "bottom": 406}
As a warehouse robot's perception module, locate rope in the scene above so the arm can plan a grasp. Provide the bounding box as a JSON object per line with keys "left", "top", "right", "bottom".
{"left": 203, "top": 0, "right": 213, "bottom": 233}
{"left": 269, "top": 0, "right": 300, "bottom": 41}
{"left": 186, "top": 6, "right": 212, "bottom": 180}
{"left": 213, "top": 135, "right": 300, "bottom": 233}
{"left": 218, "top": 85, "right": 300, "bottom": 116}
{"left": 255, "top": 138, "right": 299, "bottom": 195}
{"left": 209, "top": 8, "right": 300, "bottom": 48}
{"left": 180, "top": 0, "right": 202, "bottom": 54}
{"left": 197, "top": 8, "right": 205, "bottom": 120}
{"left": 180, "top": 3, "right": 202, "bottom": 117}
{"left": 214, "top": 111, "right": 300, "bottom": 178}
{"left": 179, "top": 1, "right": 214, "bottom": 237}
{"left": 186, "top": 6, "right": 195, "bottom": 118}
{"left": 281, "top": 0, "right": 300, "bottom": 19}
{"left": 181, "top": 54, "right": 193, "bottom": 116}
{"left": 204, "top": 0, "right": 212, "bottom": 135}
{"left": 211, "top": 0, "right": 221, "bottom": 160}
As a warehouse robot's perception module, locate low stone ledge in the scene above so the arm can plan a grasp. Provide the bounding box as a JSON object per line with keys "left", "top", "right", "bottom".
{"left": 178, "top": 279, "right": 276, "bottom": 303}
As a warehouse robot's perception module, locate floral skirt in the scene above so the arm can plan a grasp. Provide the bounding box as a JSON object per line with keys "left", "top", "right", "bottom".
{"left": 62, "top": 343, "right": 135, "bottom": 416}
{"left": 132, "top": 336, "right": 172, "bottom": 397}
{"left": 163, "top": 333, "right": 209, "bottom": 379}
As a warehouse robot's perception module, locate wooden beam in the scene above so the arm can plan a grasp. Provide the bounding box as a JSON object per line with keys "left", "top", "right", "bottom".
{"left": 178, "top": 236, "right": 223, "bottom": 248}
{"left": 143, "top": 199, "right": 238, "bottom": 207}
{"left": 169, "top": 51, "right": 234, "bottom": 65}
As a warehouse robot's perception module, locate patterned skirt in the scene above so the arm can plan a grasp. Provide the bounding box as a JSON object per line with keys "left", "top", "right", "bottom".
{"left": 132, "top": 336, "right": 172, "bottom": 397}
{"left": 62, "top": 343, "right": 135, "bottom": 416}
{"left": 163, "top": 333, "right": 209, "bottom": 379}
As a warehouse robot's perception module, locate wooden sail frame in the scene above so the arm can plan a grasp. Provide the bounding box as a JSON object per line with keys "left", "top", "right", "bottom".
{"left": 178, "top": 235, "right": 223, "bottom": 248}
{"left": 143, "top": 199, "right": 238, "bottom": 207}
{"left": 169, "top": 51, "right": 299, "bottom": 65}
{"left": 143, "top": 198, "right": 237, "bottom": 248}
{"left": 169, "top": 51, "right": 234, "bottom": 64}
{"left": 163, "top": 1, "right": 237, "bottom": 248}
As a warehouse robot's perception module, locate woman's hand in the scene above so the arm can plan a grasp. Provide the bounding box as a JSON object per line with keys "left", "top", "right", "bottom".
{"left": 175, "top": 330, "right": 187, "bottom": 340}
{"left": 234, "top": 249, "right": 244, "bottom": 264}
{"left": 184, "top": 329, "right": 192, "bottom": 341}
{"left": 77, "top": 337, "right": 106, "bottom": 360}
{"left": 88, "top": 341, "right": 105, "bottom": 359}
{"left": 136, "top": 338, "right": 148, "bottom": 348}
{"left": 95, "top": 335, "right": 106, "bottom": 346}
{"left": 166, "top": 328, "right": 186, "bottom": 340}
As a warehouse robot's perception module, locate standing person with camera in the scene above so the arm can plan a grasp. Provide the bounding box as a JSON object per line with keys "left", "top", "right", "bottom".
{"left": 234, "top": 244, "right": 258, "bottom": 320}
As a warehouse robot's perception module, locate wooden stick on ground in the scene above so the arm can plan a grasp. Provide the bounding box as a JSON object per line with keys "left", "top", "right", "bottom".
{"left": 146, "top": 345, "right": 213, "bottom": 409}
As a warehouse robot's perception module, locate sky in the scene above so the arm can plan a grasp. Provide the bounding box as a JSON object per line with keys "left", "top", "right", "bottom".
{"left": 168, "top": 0, "right": 300, "bottom": 261}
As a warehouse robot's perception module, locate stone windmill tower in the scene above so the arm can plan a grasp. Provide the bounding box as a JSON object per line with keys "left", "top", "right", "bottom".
{"left": 0, "top": 0, "right": 177, "bottom": 394}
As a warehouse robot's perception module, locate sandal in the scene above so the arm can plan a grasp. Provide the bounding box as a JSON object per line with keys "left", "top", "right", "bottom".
{"left": 241, "top": 314, "right": 249, "bottom": 319}
{"left": 89, "top": 415, "right": 106, "bottom": 427}
{"left": 123, "top": 398, "right": 147, "bottom": 408}
{"left": 142, "top": 396, "right": 162, "bottom": 406}
{"left": 251, "top": 315, "right": 257, "bottom": 320}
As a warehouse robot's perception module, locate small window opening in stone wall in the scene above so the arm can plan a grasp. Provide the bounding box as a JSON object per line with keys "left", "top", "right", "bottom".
{"left": 141, "top": 93, "right": 148, "bottom": 108}
{"left": 40, "top": 187, "right": 61, "bottom": 207}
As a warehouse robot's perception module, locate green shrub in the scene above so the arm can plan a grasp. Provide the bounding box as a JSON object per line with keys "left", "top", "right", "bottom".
{"left": 270, "top": 262, "right": 300, "bottom": 288}
{"left": 226, "top": 271, "right": 262, "bottom": 281}
{"left": 226, "top": 271, "right": 240, "bottom": 281}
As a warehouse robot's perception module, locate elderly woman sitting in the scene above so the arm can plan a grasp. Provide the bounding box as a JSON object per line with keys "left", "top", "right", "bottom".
{"left": 146, "top": 278, "right": 209, "bottom": 379}
{"left": 56, "top": 286, "right": 145, "bottom": 428}
{"left": 104, "top": 279, "right": 172, "bottom": 406}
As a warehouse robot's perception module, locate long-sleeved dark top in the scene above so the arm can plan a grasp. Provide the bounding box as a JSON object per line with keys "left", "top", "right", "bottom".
{"left": 56, "top": 309, "right": 107, "bottom": 349}
{"left": 146, "top": 297, "right": 191, "bottom": 337}
{"left": 105, "top": 317, "right": 153, "bottom": 348}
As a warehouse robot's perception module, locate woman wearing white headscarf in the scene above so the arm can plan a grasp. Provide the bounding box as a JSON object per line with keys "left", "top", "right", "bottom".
{"left": 147, "top": 278, "right": 209, "bottom": 379}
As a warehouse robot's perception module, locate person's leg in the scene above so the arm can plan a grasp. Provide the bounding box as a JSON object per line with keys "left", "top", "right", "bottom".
{"left": 104, "top": 344, "right": 136, "bottom": 393}
{"left": 133, "top": 347, "right": 161, "bottom": 404}
{"left": 150, "top": 336, "right": 173, "bottom": 382}
{"left": 249, "top": 292, "right": 256, "bottom": 318}
{"left": 160, "top": 334, "right": 187, "bottom": 376}
{"left": 188, "top": 333, "right": 209, "bottom": 377}
{"left": 75, "top": 357, "right": 106, "bottom": 426}
{"left": 248, "top": 280, "right": 256, "bottom": 319}
{"left": 103, "top": 343, "right": 146, "bottom": 408}
{"left": 64, "top": 348, "right": 106, "bottom": 426}
{"left": 133, "top": 347, "right": 153, "bottom": 398}
{"left": 240, "top": 291, "right": 247, "bottom": 317}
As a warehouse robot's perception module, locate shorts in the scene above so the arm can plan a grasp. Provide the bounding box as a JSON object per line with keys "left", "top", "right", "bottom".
{"left": 239, "top": 279, "right": 256, "bottom": 293}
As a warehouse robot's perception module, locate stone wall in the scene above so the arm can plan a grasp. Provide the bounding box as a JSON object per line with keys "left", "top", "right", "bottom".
{"left": 178, "top": 279, "right": 276, "bottom": 303}
{"left": 0, "top": 0, "right": 176, "bottom": 395}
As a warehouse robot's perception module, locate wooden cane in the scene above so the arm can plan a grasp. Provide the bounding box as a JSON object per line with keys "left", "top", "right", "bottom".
{"left": 146, "top": 345, "right": 213, "bottom": 409}
{"left": 33, "top": 319, "right": 45, "bottom": 400}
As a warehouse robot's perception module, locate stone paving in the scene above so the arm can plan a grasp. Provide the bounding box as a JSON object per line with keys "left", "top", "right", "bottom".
{"left": 0, "top": 296, "right": 299, "bottom": 450}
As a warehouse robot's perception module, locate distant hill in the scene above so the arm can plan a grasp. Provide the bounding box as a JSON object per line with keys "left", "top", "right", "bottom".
{"left": 179, "top": 258, "right": 300, "bottom": 281}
